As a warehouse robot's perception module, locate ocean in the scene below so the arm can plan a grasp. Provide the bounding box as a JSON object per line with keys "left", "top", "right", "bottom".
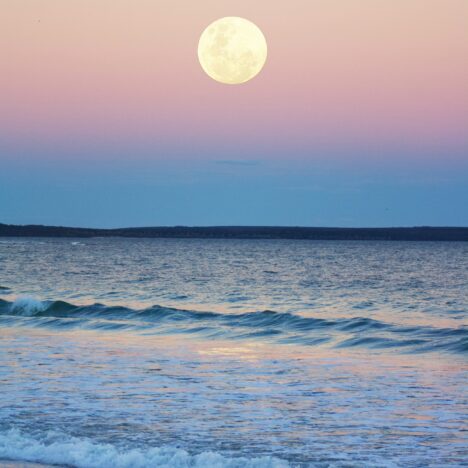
{"left": 0, "top": 238, "right": 467, "bottom": 467}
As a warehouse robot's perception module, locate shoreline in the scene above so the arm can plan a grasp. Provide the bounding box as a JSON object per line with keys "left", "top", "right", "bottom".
{"left": 0, "top": 461, "right": 62, "bottom": 468}
{"left": 1, "top": 223, "right": 467, "bottom": 241}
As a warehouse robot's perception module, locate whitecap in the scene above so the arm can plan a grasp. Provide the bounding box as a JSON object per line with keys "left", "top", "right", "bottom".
{"left": 0, "top": 429, "right": 290, "bottom": 468}
{"left": 9, "top": 297, "right": 47, "bottom": 316}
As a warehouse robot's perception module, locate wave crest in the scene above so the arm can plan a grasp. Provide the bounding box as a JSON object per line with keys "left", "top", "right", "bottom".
{"left": 9, "top": 297, "right": 48, "bottom": 316}
{"left": 0, "top": 297, "right": 466, "bottom": 354}
{"left": 0, "top": 429, "right": 289, "bottom": 468}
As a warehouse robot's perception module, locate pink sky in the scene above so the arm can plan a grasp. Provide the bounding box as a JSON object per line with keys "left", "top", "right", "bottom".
{"left": 1, "top": 0, "right": 467, "bottom": 162}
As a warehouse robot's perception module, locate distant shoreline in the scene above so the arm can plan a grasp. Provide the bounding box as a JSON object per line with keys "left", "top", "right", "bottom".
{"left": 1, "top": 223, "right": 467, "bottom": 241}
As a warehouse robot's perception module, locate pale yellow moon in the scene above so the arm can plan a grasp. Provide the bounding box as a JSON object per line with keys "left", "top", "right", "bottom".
{"left": 198, "top": 17, "right": 267, "bottom": 85}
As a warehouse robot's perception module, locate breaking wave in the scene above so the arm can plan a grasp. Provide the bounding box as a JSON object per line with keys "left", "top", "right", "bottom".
{"left": 0, "top": 429, "right": 289, "bottom": 468}
{"left": 0, "top": 297, "right": 466, "bottom": 354}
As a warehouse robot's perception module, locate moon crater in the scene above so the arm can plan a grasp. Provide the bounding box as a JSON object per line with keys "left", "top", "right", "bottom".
{"left": 198, "top": 17, "right": 267, "bottom": 85}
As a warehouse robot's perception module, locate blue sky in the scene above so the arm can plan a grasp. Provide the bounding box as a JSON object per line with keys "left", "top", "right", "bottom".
{"left": 1, "top": 156, "right": 467, "bottom": 227}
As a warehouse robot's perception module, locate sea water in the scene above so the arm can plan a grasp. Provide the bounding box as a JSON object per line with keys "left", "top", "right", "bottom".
{"left": 0, "top": 238, "right": 467, "bottom": 467}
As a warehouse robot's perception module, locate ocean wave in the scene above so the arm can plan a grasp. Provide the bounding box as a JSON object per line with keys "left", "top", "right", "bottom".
{"left": 8, "top": 297, "right": 48, "bottom": 316}
{"left": 0, "top": 297, "right": 466, "bottom": 354}
{"left": 0, "top": 429, "right": 289, "bottom": 468}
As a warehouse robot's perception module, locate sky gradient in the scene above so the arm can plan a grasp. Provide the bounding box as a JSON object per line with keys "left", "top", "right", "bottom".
{"left": 1, "top": 0, "right": 467, "bottom": 227}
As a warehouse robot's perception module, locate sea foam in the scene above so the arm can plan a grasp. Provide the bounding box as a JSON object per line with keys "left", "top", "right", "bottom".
{"left": 0, "top": 429, "right": 289, "bottom": 468}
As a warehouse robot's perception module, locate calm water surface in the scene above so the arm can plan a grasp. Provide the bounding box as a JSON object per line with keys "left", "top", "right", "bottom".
{"left": 0, "top": 238, "right": 467, "bottom": 467}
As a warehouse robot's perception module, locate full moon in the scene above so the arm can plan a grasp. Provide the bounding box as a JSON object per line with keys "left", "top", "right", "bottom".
{"left": 198, "top": 17, "right": 267, "bottom": 85}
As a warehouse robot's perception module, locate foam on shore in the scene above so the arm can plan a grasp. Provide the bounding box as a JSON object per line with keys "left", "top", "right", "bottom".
{"left": 0, "top": 429, "right": 289, "bottom": 468}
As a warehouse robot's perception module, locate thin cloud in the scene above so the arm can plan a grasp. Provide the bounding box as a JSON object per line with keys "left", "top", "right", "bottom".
{"left": 214, "top": 160, "right": 261, "bottom": 167}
